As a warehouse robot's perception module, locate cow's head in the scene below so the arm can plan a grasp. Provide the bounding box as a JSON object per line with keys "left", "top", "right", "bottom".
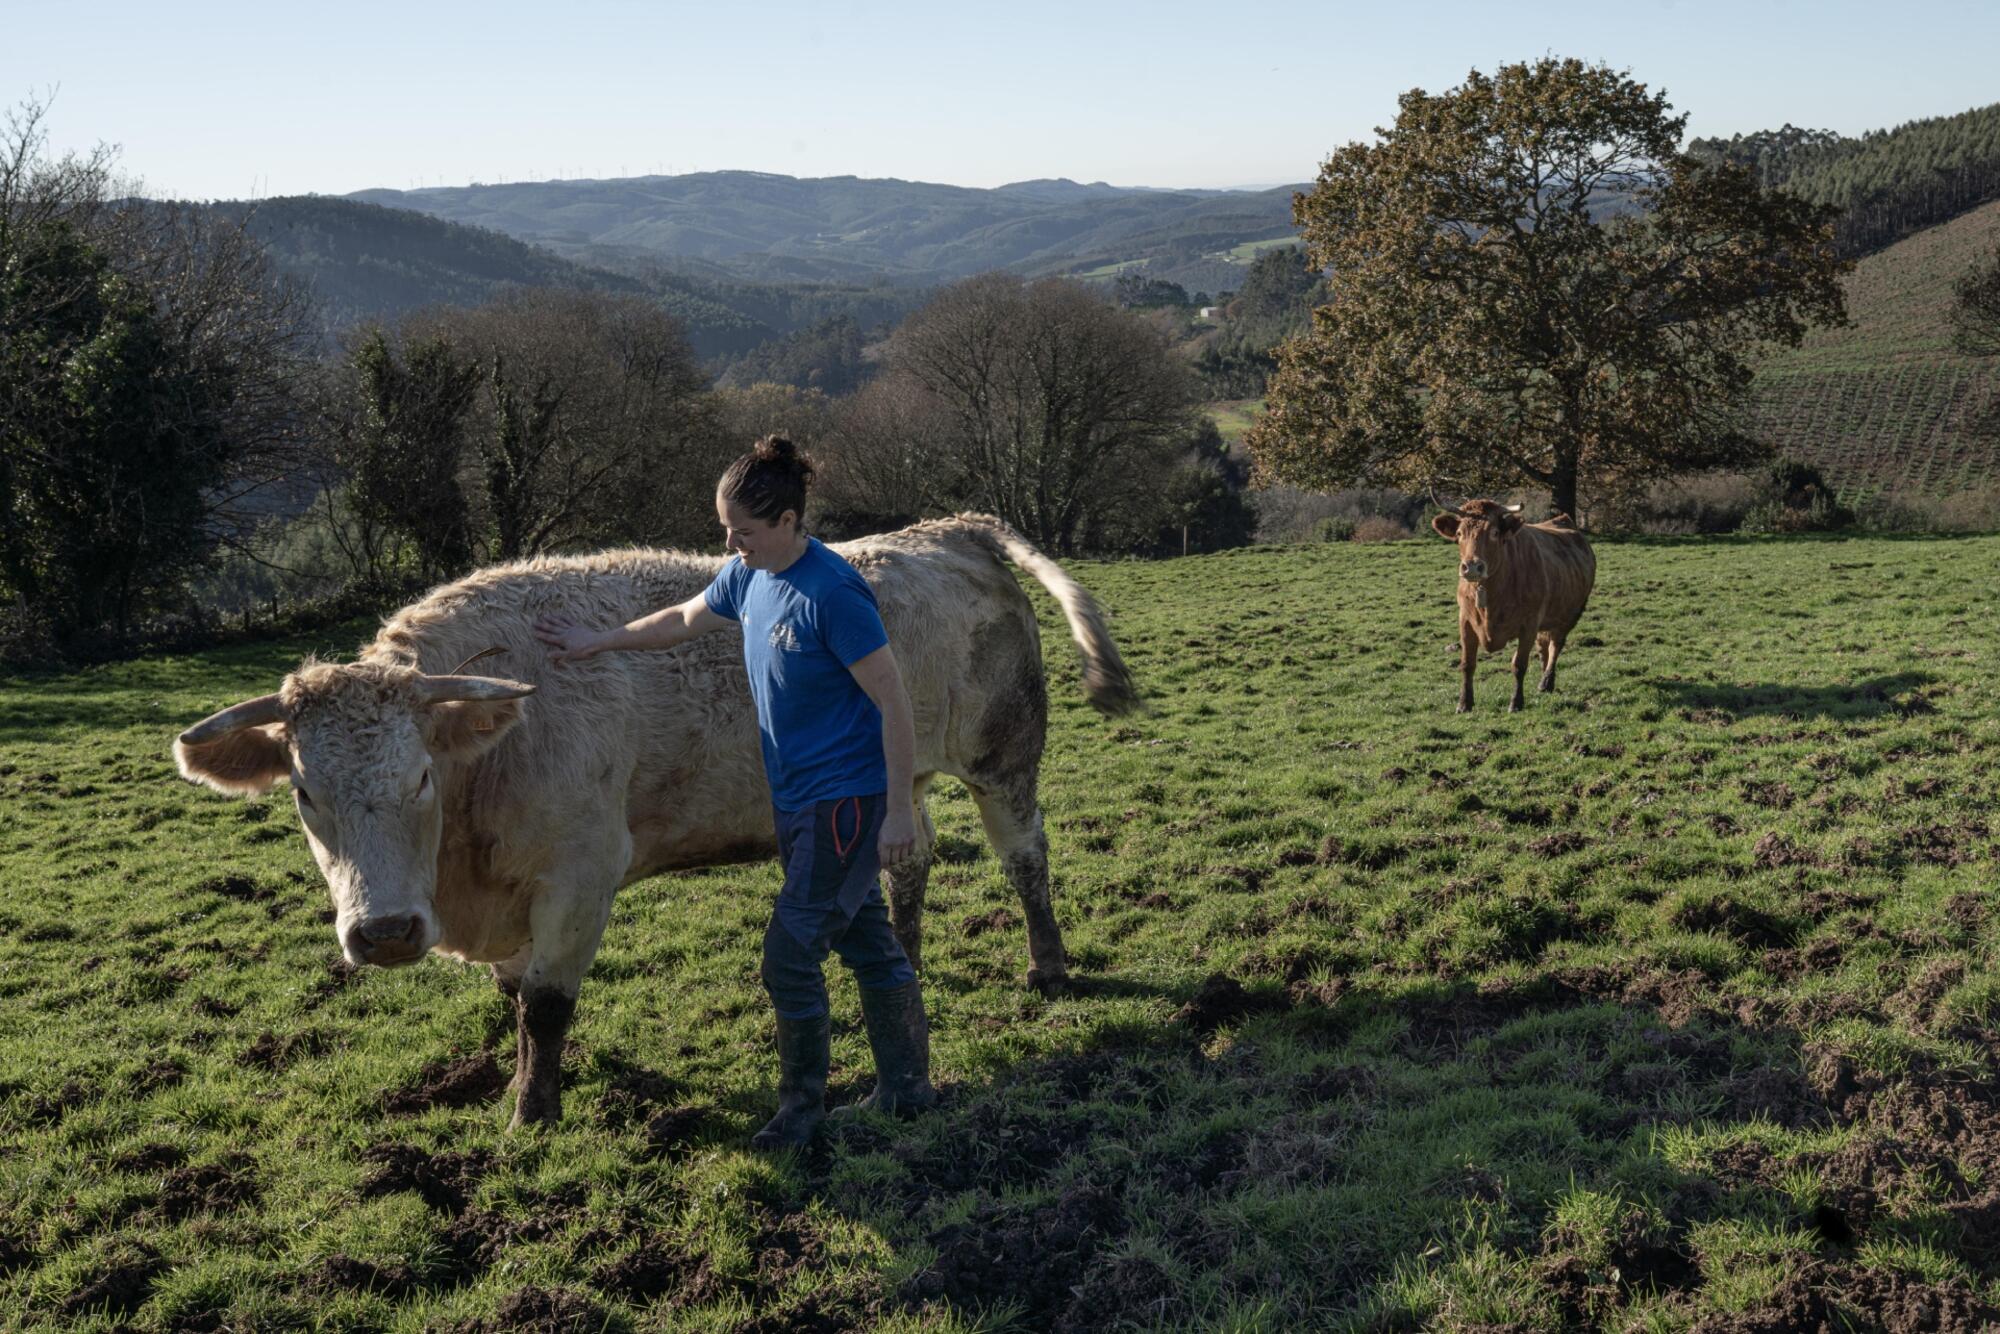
{"left": 1431, "top": 497, "right": 1525, "bottom": 584}
{"left": 173, "top": 662, "right": 533, "bottom": 967}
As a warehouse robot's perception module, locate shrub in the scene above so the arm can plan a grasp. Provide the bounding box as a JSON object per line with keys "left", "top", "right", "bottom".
{"left": 1352, "top": 516, "right": 1414, "bottom": 542}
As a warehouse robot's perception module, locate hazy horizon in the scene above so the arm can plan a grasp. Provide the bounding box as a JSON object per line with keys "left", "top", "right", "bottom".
{"left": 9, "top": 0, "right": 1998, "bottom": 203}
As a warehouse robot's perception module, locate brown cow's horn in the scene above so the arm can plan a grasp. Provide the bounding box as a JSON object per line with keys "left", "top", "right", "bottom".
{"left": 1428, "top": 483, "right": 1467, "bottom": 517}
{"left": 179, "top": 693, "right": 285, "bottom": 745}
{"left": 415, "top": 674, "right": 536, "bottom": 705}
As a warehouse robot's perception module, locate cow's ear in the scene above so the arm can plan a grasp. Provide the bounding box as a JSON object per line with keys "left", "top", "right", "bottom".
{"left": 1431, "top": 514, "right": 1460, "bottom": 539}
{"left": 425, "top": 698, "right": 527, "bottom": 762}
{"left": 175, "top": 724, "right": 290, "bottom": 796}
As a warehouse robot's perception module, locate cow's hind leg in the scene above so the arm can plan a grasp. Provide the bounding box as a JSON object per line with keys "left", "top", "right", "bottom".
{"left": 884, "top": 775, "right": 937, "bottom": 972}
{"left": 968, "top": 774, "right": 1067, "bottom": 996}
{"left": 1539, "top": 634, "right": 1563, "bottom": 694}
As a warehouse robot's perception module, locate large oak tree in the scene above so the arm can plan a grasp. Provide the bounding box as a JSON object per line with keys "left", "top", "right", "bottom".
{"left": 1248, "top": 59, "right": 1850, "bottom": 519}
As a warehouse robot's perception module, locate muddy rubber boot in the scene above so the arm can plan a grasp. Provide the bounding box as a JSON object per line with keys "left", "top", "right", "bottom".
{"left": 834, "top": 981, "right": 937, "bottom": 1118}
{"left": 750, "top": 1013, "right": 829, "bottom": 1150}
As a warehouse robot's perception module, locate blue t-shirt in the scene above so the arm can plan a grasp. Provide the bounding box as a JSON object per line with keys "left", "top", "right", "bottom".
{"left": 702, "top": 538, "right": 891, "bottom": 811}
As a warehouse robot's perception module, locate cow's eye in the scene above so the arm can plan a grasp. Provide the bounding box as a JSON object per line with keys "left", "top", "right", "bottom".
{"left": 296, "top": 786, "right": 314, "bottom": 811}
{"left": 414, "top": 770, "right": 431, "bottom": 801}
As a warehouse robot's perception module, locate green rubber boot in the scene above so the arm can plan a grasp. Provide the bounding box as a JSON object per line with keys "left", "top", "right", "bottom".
{"left": 750, "top": 1013, "right": 829, "bottom": 1149}
{"left": 835, "top": 981, "right": 937, "bottom": 1118}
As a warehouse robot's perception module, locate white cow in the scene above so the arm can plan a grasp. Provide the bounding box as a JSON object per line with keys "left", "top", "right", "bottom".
{"left": 174, "top": 514, "right": 1136, "bottom": 1126}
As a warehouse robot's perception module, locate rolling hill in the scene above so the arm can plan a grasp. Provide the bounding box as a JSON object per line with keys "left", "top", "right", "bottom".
{"left": 224, "top": 196, "right": 776, "bottom": 356}
{"left": 1751, "top": 195, "right": 2000, "bottom": 500}
{"left": 346, "top": 171, "right": 1303, "bottom": 291}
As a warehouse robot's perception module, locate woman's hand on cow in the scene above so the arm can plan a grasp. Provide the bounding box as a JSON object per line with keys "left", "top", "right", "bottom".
{"left": 878, "top": 806, "right": 918, "bottom": 868}
{"left": 534, "top": 616, "right": 607, "bottom": 664}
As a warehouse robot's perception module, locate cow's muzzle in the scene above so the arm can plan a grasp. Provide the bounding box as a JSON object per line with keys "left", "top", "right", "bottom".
{"left": 1460, "top": 560, "right": 1488, "bottom": 581}
{"left": 345, "top": 913, "right": 432, "bottom": 967}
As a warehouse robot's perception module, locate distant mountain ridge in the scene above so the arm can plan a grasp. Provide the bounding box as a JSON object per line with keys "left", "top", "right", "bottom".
{"left": 347, "top": 170, "right": 1303, "bottom": 289}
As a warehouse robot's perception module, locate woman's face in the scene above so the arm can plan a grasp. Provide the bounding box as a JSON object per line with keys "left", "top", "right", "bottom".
{"left": 716, "top": 494, "right": 799, "bottom": 570}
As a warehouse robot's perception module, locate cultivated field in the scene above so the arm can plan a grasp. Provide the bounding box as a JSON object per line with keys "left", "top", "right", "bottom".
{"left": 1752, "top": 197, "right": 2000, "bottom": 503}
{"left": 4, "top": 534, "right": 2000, "bottom": 1330}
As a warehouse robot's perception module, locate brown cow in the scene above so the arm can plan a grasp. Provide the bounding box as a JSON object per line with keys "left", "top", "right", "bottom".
{"left": 1431, "top": 497, "right": 1596, "bottom": 712}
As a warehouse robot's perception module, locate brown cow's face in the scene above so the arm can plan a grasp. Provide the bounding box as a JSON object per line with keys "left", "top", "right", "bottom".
{"left": 1432, "top": 506, "right": 1523, "bottom": 585}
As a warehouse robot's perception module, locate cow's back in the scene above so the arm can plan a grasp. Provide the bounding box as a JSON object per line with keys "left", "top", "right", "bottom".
{"left": 362, "top": 534, "right": 1044, "bottom": 889}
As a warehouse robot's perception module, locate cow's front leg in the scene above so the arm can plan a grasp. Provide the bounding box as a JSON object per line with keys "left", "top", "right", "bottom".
{"left": 511, "top": 874, "right": 617, "bottom": 1129}
{"left": 488, "top": 949, "right": 530, "bottom": 1087}
{"left": 1457, "top": 620, "right": 1478, "bottom": 713}
{"left": 1510, "top": 632, "right": 1535, "bottom": 712}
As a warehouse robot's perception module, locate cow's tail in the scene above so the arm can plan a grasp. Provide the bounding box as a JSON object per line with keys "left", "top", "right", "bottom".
{"left": 946, "top": 513, "right": 1140, "bottom": 716}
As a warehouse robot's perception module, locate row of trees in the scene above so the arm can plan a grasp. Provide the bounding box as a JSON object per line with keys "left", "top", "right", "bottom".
{"left": 2, "top": 93, "right": 1244, "bottom": 658}
{"left": 1691, "top": 102, "right": 2000, "bottom": 256}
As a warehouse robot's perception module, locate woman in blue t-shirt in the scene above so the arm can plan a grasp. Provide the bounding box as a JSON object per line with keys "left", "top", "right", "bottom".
{"left": 532, "top": 437, "right": 932, "bottom": 1148}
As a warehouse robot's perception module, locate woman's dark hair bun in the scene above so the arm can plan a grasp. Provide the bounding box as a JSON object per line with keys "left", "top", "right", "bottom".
{"left": 719, "top": 435, "right": 814, "bottom": 523}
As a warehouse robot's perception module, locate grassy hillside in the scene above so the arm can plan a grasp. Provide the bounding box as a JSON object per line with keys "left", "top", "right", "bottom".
{"left": 350, "top": 172, "right": 1302, "bottom": 289}
{"left": 1751, "top": 196, "right": 2000, "bottom": 500}
{"left": 6, "top": 536, "right": 2000, "bottom": 1328}
{"left": 227, "top": 197, "right": 774, "bottom": 357}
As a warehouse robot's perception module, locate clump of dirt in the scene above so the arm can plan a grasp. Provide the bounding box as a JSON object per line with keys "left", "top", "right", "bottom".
{"left": 1741, "top": 780, "right": 1796, "bottom": 810}
{"left": 1751, "top": 832, "right": 1821, "bottom": 870}
{"left": 197, "top": 873, "right": 273, "bottom": 902}
{"left": 111, "top": 1142, "right": 188, "bottom": 1175}
{"left": 1891, "top": 958, "right": 1968, "bottom": 1033}
{"left": 189, "top": 995, "right": 239, "bottom": 1019}
{"left": 0, "top": 1227, "right": 34, "bottom": 1276}
{"left": 303, "top": 959, "right": 359, "bottom": 1009}
{"left": 131, "top": 1057, "right": 186, "bottom": 1094}
{"left": 239, "top": 1028, "right": 329, "bottom": 1071}
{"left": 58, "top": 1243, "right": 163, "bottom": 1318}
{"left": 595, "top": 1062, "right": 681, "bottom": 1129}
{"left": 383, "top": 1052, "right": 508, "bottom": 1115}
{"left": 1691, "top": 1264, "right": 2000, "bottom": 1333}
{"left": 358, "top": 1143, "right": 494, "bottom": 1215}
{"left": 591, "top": 1237, "right": 723, "bottom": 1306}
{"left": 1528, "top": 830, "right": 1588, "bottom": 857}
{"left": 1537, "top": 1206, "right": 1697, "bottom": 1326}
{"left": 1670, "top": 895, "right": 1794, "bottom": 949}
{"left": 445, "top": 1286, "right": 605, "bottom": 1334}
{"left": 1894, "top": 820, "right": 1991, "bottom": 868}
{"left": 22, "top": 1079, "right": 91, "bottom": 1127}
{"left": 960, "top": 908, "right": 1018, "bottom": 938}
{"left": 159, "top": 1153, "right": 260, "bottom": 1219}
{"left": 1170, "top": 974, "right": 1289, "bottom": 1035}
{"left": 310, "top": 1253, "right": 419, "bottom": 1300}
{"left": 640, "top": 1104, "right": 715, "bottom": 1158}
{"left": 908, "top": 1185, "right": 1125, "bottom": 1330}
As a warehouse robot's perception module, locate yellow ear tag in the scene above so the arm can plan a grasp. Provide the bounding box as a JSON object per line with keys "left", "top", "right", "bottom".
{"left": 472, "top": 713, "right": 496, "bottom": 733}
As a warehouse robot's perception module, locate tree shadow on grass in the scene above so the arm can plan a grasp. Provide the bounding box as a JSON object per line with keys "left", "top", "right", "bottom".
{"left": 1649, "top": 671, "right": 1939, "bottom": 722}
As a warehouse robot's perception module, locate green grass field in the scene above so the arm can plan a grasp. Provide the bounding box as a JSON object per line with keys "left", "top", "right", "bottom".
{"left": 1206, "top": 399, "right": 1265, "bottom": 446}
{"left": 5, "top": 534, "right": 2000, "bottom": 1330}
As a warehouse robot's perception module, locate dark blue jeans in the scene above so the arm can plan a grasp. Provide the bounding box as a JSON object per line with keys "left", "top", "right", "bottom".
{"left": 761, "top": 793, "right": 915, "bottom": 1020}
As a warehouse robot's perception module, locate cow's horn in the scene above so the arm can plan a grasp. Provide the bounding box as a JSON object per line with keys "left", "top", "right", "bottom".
{"left": 1428, "top": 483, "right": 1467, "bottom": 518}
{"left": 1504, "top": 503, "right": 1524, "bottom": 513}
{"left": 448, "top": 645, "right": 507, "bottom": 675}
{"left": 415, "top": 674, "right": 536, "bottom": 705}
{"left": 179, "top": 693, "right": 285, "bottom": 745}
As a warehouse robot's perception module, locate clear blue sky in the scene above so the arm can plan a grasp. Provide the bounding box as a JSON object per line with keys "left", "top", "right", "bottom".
{"left": 6, "top": 0, "right": 1995, "bottom": 200}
